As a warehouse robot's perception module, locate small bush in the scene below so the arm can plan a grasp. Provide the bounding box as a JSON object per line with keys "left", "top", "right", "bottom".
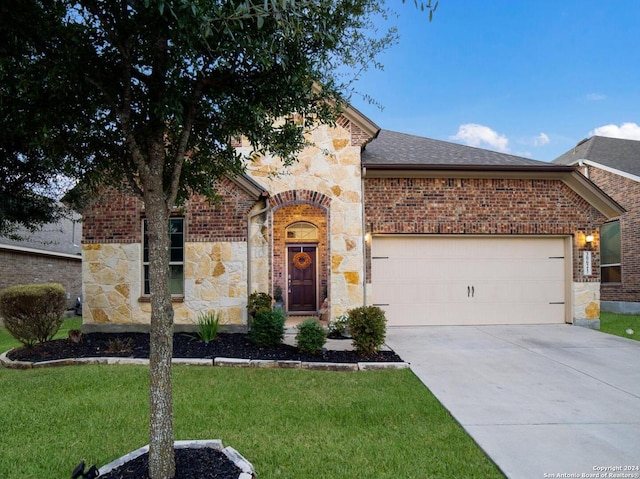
{"left": 347, "top": 306, "right": 387, "bottom": 356}
{"left": 247, "top": 291, "right": 273, "bottom": 315}
{"left": 296, "top": 319, "right": 327, "bottom": 354}
{"left": 328, "top": 313, "right": 350, "bottom": 338}
{"left": 192, "top": 310, "right": 220, "bottom": 344}
{"left": 249, "top": 308, "right": 285, "bottom": 348}
{"left": 0, "top": 283, "right": 67, "bottom": 347}
{"left": 106, "top": 337, "right": 133, "bottom": 353}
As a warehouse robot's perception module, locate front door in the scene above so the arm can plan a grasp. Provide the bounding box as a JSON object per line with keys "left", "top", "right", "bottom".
{"left": 288, "top": 246, "right": 317, "bottom": 312}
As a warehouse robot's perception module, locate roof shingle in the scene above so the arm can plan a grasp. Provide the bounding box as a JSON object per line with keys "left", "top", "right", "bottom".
{"left": 362, "top": 130, "right": 554, "bottom": 168}
{"left": 553, "top": 136, "right": 640, "bottom": 177}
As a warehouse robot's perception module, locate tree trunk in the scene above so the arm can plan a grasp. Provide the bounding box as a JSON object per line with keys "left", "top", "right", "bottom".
{"left": 145, "top": 190, "right": 176, "bottom": 479}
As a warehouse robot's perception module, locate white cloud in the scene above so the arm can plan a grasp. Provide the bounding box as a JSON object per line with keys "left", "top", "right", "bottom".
{"left": 586, "top": 93, "right": 607, "bottom": 101}
{"left": 534, "top": 132, "right": 550, "bottom": 146}
{"left": 450, "top": 124, "right": 509, "bottom": 152}
{"left": 589, "top": 122, "right": 640, "bottom": 140}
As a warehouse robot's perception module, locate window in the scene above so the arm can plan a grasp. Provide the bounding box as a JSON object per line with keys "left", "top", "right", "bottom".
{"left": 600, "top": 220, "right": 621, "bottom": 283}
{"left": 286, "top": 222, "right": 318, "bottom": 240}
{"left": 143, "top": 217, "right": 184, "bottom": 295}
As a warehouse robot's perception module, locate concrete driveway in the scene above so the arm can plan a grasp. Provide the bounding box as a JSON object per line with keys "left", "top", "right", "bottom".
{"left": 385, "top": 325, "right": 640, "bottom": 479}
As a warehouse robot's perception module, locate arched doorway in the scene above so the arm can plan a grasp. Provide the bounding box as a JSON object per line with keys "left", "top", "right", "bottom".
{"left": 272, "top": 203, "right": 328, "bottom": 314}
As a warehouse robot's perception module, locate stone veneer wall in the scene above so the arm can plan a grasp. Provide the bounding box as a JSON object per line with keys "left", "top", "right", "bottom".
{"left": 243, "top": 122, "right": 365, "bottom": 318}
{"left": 82, "top": 241, "right": 249, "bottom": 328}
{"left": 573, "top": 281, "right": 601, "bottom": 328}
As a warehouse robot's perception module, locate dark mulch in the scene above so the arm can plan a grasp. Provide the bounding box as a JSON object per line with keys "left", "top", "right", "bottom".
{"left": 7, "top": 332, "right": 403, "bottom": 363}
{"left": 99, "top": 447, "right": 241, "bottom": 479}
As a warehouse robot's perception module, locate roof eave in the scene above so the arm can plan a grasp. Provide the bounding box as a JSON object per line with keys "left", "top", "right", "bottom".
{"left": 339, "top": 103, "right": 381, "bottom": 141}
{"left": 363, "top": 163, "right": 576, "bottom": 175}
{"left": 227, "top": 174, "right": 269, "bottom": 200}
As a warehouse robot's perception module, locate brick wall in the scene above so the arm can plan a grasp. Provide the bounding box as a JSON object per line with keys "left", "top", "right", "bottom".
{"left": 335, "top": 114, "right": 374, "bottom": 148}
{"left": 185, "top": 178, "right": 259, "bottom": 242}
{"left": 83, "top": 179, "right": 258, "bottom": 244}
{"left": 0, "top": 250, "right": 81, "bottom": 309}
{"left": 587, "top": 167, "right": 640, "bottom": 302}
{"left": 364, "top": 177, "right": 607, "bottom": 283}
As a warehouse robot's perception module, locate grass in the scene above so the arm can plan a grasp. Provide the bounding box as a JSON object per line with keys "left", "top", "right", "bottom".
{"left": 0, "top": 319, "right": 504, "bottom": 479}
{"left": 600, "top": 311, "right": 640, "bottom": 341}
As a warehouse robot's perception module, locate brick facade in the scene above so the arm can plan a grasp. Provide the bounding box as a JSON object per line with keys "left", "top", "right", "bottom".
{"left": 0, "top": 250, "right": 81, "bottom": 309}
{"left": 587, "top": 167, "right": 640, "bottom": 302}
{"left": 364, "top": 177, "right": 607, "bottom": 284}
{"left": 83, "top": 178, "right": 258, "bottom": 244}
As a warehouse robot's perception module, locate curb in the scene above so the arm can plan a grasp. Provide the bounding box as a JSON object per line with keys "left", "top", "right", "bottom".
{"left": 0, "top": 349, "right": 409, "bottom": 372}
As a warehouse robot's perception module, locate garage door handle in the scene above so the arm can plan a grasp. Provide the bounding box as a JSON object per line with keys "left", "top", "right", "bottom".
{"left": 468, "top": 286, "right": 475, "bottom": 298}
{"left": 468, "top": 286, "right": 470, "bottom": 297}
{"left": 472, "top": 286, "right": 475, "bottom": 297}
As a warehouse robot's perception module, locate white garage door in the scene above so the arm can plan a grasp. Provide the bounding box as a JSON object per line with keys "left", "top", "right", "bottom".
{"left": 371, "top": 236, "right": 567, "bottom": 326}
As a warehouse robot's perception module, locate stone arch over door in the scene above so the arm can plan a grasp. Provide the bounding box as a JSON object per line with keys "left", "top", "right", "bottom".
{"left": 271, "top": 190, "right": 330, "bottom": 313}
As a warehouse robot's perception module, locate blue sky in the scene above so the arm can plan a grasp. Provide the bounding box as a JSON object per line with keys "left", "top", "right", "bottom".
{"left": 349, "top": 0, "right": 640, "bottom": 162}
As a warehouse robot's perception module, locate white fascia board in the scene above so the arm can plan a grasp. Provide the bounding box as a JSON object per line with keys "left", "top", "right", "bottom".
{"left": 0, "top": 243, "right": 82, "bottom": 260}
{"left": 581, "top": 160, "right": 640, "bottom": 184}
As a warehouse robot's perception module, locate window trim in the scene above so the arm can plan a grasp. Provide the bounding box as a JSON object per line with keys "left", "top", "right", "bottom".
{"left": 600, "top": 220, "right": 621, "bottom": 284}
{"left": 142, "top": 217, "right": 185, "bottom": 297}
{"left": 285, "top": 221, "right": 319, "bottom": 241}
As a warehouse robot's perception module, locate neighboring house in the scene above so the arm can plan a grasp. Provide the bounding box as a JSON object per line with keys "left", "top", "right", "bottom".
{"left": 0, "top": 215, "right": 82, "bottom": 310}
{"left": 80, "top": 107, "right": 623, "bottom": 332}
{"left": 554, "top": 136, "right": 640, "bottom": 314}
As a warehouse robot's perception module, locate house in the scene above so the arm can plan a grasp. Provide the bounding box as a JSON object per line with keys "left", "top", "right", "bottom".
{"left": 554, "top": 136, "right": 640, "bottom": 314}
{"left": 0, "top": 215, "right": 82, "bottom": 310}
{"left": 80, "top": 107, "right": 623, "bottom": 332}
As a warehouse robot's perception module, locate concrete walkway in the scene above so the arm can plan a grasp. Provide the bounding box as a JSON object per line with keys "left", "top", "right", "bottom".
{"left": 385, "top": 325, "right": 640, "bottom": 479}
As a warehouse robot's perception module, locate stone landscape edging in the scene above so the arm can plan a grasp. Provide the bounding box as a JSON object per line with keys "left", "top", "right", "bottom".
{"left": 98, "top": 439, "right": 255, "bottom": 479}
{"left": 0, "top": 349, "right": 409, "bottom": 371}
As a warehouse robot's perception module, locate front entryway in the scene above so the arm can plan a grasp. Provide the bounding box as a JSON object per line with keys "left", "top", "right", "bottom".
{"left": 288, "top": 246, "right": 317, "bottom": 312}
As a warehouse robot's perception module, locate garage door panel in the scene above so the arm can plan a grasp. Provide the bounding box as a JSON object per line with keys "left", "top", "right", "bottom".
{"left": 371, "top": 236, "right": 567, "bottom": 326}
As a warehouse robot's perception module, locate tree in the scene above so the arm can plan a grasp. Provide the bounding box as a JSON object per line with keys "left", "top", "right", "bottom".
{"left": 1, "top": 1, "right": 436, "bottom": 477}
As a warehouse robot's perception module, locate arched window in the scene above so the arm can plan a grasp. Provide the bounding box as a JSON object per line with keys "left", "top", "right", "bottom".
{"left": 286, "top": 221, "right": 318, "bottom": 240}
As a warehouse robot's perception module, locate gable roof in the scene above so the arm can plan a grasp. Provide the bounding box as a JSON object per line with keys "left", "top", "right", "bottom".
{"left": 362, "top": 130, "right": 557, "bottom": 169}
{"left": 553, "top": 136, "right": 640, "bottom": 177}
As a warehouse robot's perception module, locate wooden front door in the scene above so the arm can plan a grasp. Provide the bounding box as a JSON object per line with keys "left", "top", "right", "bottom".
{"left": 288, "top": 246, "right": 317, "bottom": 312}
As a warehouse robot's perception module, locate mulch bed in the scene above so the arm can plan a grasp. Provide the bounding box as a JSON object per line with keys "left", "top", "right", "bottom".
{"left": 98, "top": 447, "right": 241, "bottom": 479}
{"left": 7, "top": 332, "right": 403, "bottom": 364}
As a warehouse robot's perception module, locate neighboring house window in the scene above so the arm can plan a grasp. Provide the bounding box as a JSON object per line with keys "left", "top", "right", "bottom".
{"left": 143, "top": 218, "right": 184, "bottom": 295}
{"left": 286, "top": 221, "right": 318, "bottom": 240}
{"left": 600, "top": 220, "right": 621, "bottom": 283}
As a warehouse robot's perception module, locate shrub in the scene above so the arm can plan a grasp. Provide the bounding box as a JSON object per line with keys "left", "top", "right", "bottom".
{"left": 347, "top": 306, "right": 387, "bottom": 356}
{"left": 0, "top": 283, "right": 67, "bottom": 347}
{"left": 296, "top": 319, "right": 327, "bottom": 354}
{"left": 249, "top": 308, "right": 285, "bottom": 348}
{"left": 328, "top": 313, "right": 350, "bottom": 338}
{"left": 106, "top": 337, "right": 133, "bottom": 353}
{"left": 247, "top": 291, "right": 273, "bottom": 315}
{"left": 192, "top": 310, "right": 220, "bottom": 344}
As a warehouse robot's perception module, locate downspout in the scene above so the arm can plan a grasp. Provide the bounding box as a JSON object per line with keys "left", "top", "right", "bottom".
{"left": 578, "top": 160, "right": 589, "bottom": 179}
{"left": 247, "top": 194, "right": 270, "bottom": 301}
{"left": 361, "top": 166, "right": 368, "bottom": 306}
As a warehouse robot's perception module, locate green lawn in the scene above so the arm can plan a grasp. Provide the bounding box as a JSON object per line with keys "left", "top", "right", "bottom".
{"left": 0, "top": 320, "right": 504, "bottom": 479}
{"left": 600, "top": 311, "right": 640, "bottom": 341}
